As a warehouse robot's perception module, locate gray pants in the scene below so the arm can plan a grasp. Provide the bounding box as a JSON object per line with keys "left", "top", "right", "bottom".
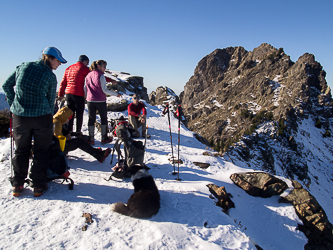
{"left": 129, "top": 115, "right": 146, "bottom": 135}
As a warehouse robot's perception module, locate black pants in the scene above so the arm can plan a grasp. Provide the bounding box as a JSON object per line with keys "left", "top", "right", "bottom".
{"left": 64, "top": 137, "right": 100, "bottom": 160}
{"left": 11, "top": 114, "right": 53, "bottom": 188}
{"left": 87, "top": 102, "right": 108, "bottom": 126}
{"left": 66, "top": 94, "right": 85, "bottom": 133}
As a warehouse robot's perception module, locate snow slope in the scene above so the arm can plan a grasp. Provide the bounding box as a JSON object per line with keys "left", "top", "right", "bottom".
{"left": 0, "top": 94, "right": 309, "bottom": 249}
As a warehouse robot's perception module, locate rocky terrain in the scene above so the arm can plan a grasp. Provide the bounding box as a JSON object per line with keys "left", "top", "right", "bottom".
{"left": 175, "top": 43, "right": 333, "bottom": 183}
{"left": 104, "top": 70, "right": 149, "bottom": 101}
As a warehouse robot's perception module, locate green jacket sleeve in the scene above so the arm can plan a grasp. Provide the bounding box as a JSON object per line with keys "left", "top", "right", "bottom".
{"left": 2, "top": 70, "right": 16, "bottom": 107}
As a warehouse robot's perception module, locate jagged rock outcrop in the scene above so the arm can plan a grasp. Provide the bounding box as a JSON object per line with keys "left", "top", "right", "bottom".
{"left": 231, "top": 172, "right": 333, "bottom": 249}
{"left": 230, "top": 172, "right": 288, "bottom": 198}
{"left": 181, "top": 43, "right": 331, "bottom": 146}
{"left": 180, "top": 43, "right": 333, "bottom": 183}
{"left": 279, "top": 181, "right": 333, "bottom": 250}
{"left": 207, "top": 184, "right": 235, "bottom": 214}
{"left": 104, "top": 70, "right": 148, "bottom": 101}
{"left": 106, "top": 99, "right": 129, "bottom": 112}
{"left": 149, "top": 86, "right": 179, "bottom": 107}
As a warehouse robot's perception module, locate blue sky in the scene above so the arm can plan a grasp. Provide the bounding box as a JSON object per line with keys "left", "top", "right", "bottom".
{"left": 0, "top": 0, "right": 332, "bottom": 95}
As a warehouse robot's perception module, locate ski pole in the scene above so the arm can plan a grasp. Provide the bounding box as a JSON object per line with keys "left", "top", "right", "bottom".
{"left": 143, "top": 125, "right": 148, "bottom": 165}
{"left": 162, "top": 103, "right": 176, "bottom": 175}
{"left": 9, "top": 112, "right": 13, "bottom": 178}
{"left": 175, "top": 105, "right": 182, "bottom": 181}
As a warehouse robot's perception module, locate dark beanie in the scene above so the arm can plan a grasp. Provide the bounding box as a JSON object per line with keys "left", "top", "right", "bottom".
{"left": 78, "top": 55, "right": 89, "bottom": 62}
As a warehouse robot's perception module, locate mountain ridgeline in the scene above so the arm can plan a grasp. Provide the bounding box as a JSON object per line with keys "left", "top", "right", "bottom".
{"left": 150, "top": 43, "right": 333, "bottom": 185}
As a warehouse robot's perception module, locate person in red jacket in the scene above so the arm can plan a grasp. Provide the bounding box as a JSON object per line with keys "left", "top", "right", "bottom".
{"left": 58, "top": 55, "right": 90, "bottom": 135}
{"left": 127, "top": 94, "right": 150, "bottom": 138}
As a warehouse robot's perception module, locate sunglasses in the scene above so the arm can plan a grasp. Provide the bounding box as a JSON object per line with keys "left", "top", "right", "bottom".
{"left": 133, "top": 97, "right": 138, "bottom": 100}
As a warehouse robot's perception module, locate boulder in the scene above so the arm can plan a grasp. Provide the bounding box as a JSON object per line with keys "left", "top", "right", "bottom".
{"left": 149, "top": 86, "right": 179, "bottom": 107}
{"left": 106, "top": 99, "right": 129, "bottom": 112}
{"left": 104, "top": 70, "right": 149, "bottom": 101}
{"left": 193, "top": 162, "right": 210, "bottom": 169}
{"left": 230, "top": 172, "right": 288, "bottom": 198}
{"left": 207, "top": 183, "right": 234, "bottom": 214}
{"left": 279, "top": 185, "right": 333, "bottom": 249}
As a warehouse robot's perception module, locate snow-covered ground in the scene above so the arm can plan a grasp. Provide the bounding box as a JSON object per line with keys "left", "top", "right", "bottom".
{"left": 0, "top": 94, "right": 310, "bottom": 249}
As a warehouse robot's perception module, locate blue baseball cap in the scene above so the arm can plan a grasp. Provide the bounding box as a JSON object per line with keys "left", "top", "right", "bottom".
{"left": 42, "top": 46, "right": 67, "bottom": 63}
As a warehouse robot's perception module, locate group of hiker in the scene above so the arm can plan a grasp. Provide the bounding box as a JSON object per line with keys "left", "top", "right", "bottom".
{"left": 2, "top": 46, "right": 148, "bottom": 197}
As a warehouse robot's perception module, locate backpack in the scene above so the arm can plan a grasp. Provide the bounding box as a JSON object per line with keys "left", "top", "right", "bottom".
{"left": 25, "top": 136, "right": 74, "bottom": 189}
{"left": 47, "top": 136, "right": 74, "bottom": 189}
{"left": 109, "top": 116, "right": 136, "bottom": 138}
{"left": 106, "top": 121, "right": 146, "bottom": 180}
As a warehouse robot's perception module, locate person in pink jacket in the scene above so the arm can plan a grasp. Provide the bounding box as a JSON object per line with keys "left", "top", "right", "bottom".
{"left": 84, "top": 60, "right": 121, "bottom": 145}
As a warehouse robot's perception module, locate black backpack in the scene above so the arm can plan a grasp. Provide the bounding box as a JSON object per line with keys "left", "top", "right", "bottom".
{"left": 47, "top": 136, "right": 74, "bottom": 189}
{"left": 106, "top": 121, "right": 146, "bottom": 180}
{"left": 25, "top": 136, "right": 74, "bottom": 189}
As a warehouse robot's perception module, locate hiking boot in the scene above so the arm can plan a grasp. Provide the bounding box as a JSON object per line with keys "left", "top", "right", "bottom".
{"left": 34, "top": 185, "right": 48, "bottom": 197}
{"left": 101, "top": 136, "right": 113, "bottom": 145}
{"left": 98, "top": 148, "right": 111, "bottom": 163}
{"left": 13, "top": 186, "right": 23, "bottom": 197}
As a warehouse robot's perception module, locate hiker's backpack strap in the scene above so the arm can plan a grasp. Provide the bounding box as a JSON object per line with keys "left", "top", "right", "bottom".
{"left": 109, "top": 139, "right": 124, "bottom": 165}
{"left": 59, "top": 177, "right": 74, "bottom": 190}
{"left": 25, "top": 177, "right": 73, "bottom": 190}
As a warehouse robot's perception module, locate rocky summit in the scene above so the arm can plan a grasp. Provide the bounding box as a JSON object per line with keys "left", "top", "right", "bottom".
{"left": 104, "top": 70, "right": 149, "bottom": 101}
{"left": 179, "top": 43, "right": 333, "bottom": 183}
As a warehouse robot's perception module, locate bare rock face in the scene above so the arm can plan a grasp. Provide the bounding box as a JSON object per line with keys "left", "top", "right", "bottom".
{"left": 181, "top": 43, "right": 332, "bottom": 148}
{"left": 279, "top": 181, "right": 333, "bottom": 250}
{"left": 106, "top": 99, "right": 129, "bottom": 112}
{"left": 179, "top": 43, "right": 333, "bottom": 183}
{"left": 149, "top": 86, "right": 179, "bottom": 108}
{"left": 230, "top": 172, "right": 288, "bottom": 198}
{"left": 104, "top": 70, "right": 148, "bottom": 101}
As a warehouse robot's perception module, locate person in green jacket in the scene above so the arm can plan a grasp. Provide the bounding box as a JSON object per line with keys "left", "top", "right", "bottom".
{"left": 3, "top": 46, "right": 67, "bottom": 197}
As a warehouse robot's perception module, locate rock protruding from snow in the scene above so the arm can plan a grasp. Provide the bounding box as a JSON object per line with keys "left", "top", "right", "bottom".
{"left": 106, "top": 99, "right": 129, "bottom": 112}
{"left": 149, "top": 86, "right": 179, "bottom": 108}
{"left": 279, "top": 181, "right": 333, "bottom": 250}
{"left": 230, "top": 172, "right": 288, "bottom": 198}
{"left": 207, "top": 184, "right": 235, "bottom": 214}
{"left": 104, "top": 70, "right": 148, "bottom": 101}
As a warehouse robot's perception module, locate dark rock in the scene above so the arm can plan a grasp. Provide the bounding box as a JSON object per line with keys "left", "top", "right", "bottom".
{"left": 292, "top": 180, "right": 303, "bottom": 189}
{"left": 149, "top": 86, "right": 179, "bottom": 107}
{"left": 82, "top": 213, "right": 93, "bottom": 224}
{"left": 179, "top": 43, "right": 332, "bottom": 182}
{"left": 106, "top": 99, "right": 129, "bottom": 112}
{"left": 104, "top": 70, "right": 148, "bottom": 101}
{"left": 207, "top": 183, "right": 235, "bottom": 214}
{"left": 193, "top": 162, "right": 210, "bottom": 169}
{"left": 230, "top": 172, "right": 288, "bottom": 198}
{"left": 280, "top": 188, "right": 333, "bottom": 249}
{"left": 169, "top": 158, "right": 183, "bottom": 164}
{"left": 193, "top": 133, "right": 210, "bottom": 146}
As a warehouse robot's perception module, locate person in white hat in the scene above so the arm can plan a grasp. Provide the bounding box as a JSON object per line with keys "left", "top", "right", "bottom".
{"left": 2, "top": 46, "right": 67, "bottom": 197}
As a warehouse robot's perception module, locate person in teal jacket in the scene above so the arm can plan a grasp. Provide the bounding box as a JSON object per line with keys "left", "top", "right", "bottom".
{"left": 2, "top": 46, "right": 67, "bottom": 197}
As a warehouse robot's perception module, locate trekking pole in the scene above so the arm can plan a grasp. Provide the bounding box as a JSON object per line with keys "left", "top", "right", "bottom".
{"left": 162, "top": 103, "right": 176, "bottom": 175}
{"left": 9, "top": 112, "right": 14, "bottom": 178}
{"left": 144, "top": 125, "right": 148, "bottom": 148}
{"left": 175, "top": 105, "right": 182, "bottom": 181}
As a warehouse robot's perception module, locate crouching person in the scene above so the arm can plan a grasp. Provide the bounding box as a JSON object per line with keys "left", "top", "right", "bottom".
{"left": 53, "top": 107, "right": 111, "bottom": 162}
{"left": 127, "top": 94, "right": 150, "bottom": 138}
